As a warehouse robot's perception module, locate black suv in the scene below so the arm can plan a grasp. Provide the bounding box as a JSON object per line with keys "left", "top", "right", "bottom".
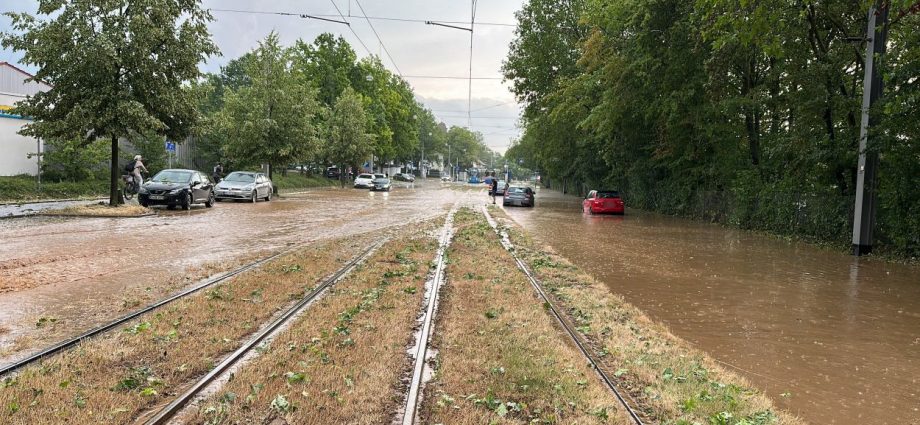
{"left": 138, "top": 169, "right": 216, "bottom": 210}
{"left": 325, "top": 166, "right": 341, "bottom": 179}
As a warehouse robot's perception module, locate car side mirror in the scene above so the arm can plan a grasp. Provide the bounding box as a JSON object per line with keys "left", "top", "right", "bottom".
{"left": 192, "top": 181, "right": 201, "bottom": 186}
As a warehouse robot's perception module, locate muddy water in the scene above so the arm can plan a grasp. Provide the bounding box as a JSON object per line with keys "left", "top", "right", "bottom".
{"left": 501, "top": 188, "right": 920, "bottom": 425}
{"left": 0, "top": 181, "right": 459, "bottom": 366}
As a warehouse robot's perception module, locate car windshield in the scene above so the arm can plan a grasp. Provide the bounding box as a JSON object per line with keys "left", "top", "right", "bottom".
{"left": 152, "top": 170, "right": 192, "bottom": 183}
{"left": 358, "top": 174, "right": 372, "bottom": 179}
{"left": 374, "top": 174, "right": 385, "bottom": 179}
{"left": 374, "top": 179, "right": 390, "bottom": 183}
{"left": 498, "top": 180, "right": 506, "bottom": 186}
{"left": 598, "top": 191, "right": 620, "bottom": 198}
{"left": 508, "top": 187, "right": 526, "bottom": 193}
{"left": 224, "top": 172, "right": 255, "bottom": 183}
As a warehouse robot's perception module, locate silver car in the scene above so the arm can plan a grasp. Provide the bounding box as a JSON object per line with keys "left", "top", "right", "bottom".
{"left": 215, "top": 171, "right": 273, "bottom": 202}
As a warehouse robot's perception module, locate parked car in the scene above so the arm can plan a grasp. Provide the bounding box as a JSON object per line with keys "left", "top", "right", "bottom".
{"left": 371, "top": 177, "right": 392, "bottom": 192}
{"left": 139, "top": 169, "right": 215, "bottom": 210}
{"left": 495, "top": 180, "right": 508, "bottom": 195}
{"left": 325, "top": 166, "right": 341, "bottom": 179}
{"left": 503, "top": 186, "right": 535, "bottom": 207}
{"left": 354, "top": 173, "right": 375, "bottom": 188}
{"left": 583, "top": 190, "right": 624, "bottom": 215}
{"left": 469, "top": 175, "right": 481, "bottom": 184}
{"left": 215, "top": 171, "right": 273, "bottom": 203}
{"left": 393, "top": 173, "right": 416, "bottom": 182}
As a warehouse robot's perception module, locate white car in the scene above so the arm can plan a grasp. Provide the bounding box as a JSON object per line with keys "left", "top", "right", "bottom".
{"left": 354, "top": 173, "right": 375, "bottom": 188}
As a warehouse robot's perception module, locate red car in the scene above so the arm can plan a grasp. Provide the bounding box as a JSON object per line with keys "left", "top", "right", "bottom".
{"left": 583, "top": 190, "right": 624, "bottom": 214}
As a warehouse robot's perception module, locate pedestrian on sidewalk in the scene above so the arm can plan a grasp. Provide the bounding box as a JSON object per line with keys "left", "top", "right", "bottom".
{"left": 490, "top": 173, "right": 498, "bottom": 205}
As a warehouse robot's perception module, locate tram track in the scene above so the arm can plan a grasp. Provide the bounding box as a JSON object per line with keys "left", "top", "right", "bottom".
{"left": 141, "top": 240, "right": 385, "bottom": 425}
{"left": 481, "top": 205, "right": 646, "bottom": 425}
{"left": 398, "top": 206, "right": 456, "bottom": 425}
{"left": 0, "top": 246, "right": 299, "bottom": 376}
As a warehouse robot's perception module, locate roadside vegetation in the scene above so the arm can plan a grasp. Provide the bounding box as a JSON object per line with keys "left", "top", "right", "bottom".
{"left": 503, "top": 0, "right": 920, "bottom": 257}
{"left": 272, "top": 173, "right": 338, "bottom": 193}
{"left": 0, "top": 175, "right": 105, "bottom": 203}
{"left": 0, "top": 232, "right": 377, "bottom": 424}
{"left": 39, "top": 203, "right": 151, "bottom": 217}
{"left": 189, "top": 219, "right": 441, "bottom": 424}
{"left": 488, "top": 207, "right": 803, "bottom": 425}
{"left": 421, "top": 208, "right": 628, "bottom": 424}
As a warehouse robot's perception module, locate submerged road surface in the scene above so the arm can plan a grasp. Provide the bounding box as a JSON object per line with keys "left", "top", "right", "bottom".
{"left": 501, "top": 187, "right": 920, "bottom": 425}
{"left": 0, "top": 180, "right": 460, "bottom": 366}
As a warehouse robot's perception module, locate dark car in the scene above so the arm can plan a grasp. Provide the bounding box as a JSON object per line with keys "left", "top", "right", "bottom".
{"left": 371, "top": 178, "right": 392, "bottom": 192}
{"left": 503, "top": 186, "right": 535, "bottom": 207}
{"left": 393, "top": 173, "right": 416, "bottom": 182}
{"left": 138, "top": 169, "right": 215, "bottom": 210}
{"left": 325, "top": 166, "right": 341, "bottom": 179}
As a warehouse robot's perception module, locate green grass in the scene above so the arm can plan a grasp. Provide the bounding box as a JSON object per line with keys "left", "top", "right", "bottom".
{"left": 0, "top": 175, "right": 107, "bottom": 203}
{"left": 272, "top": 173, "right": 339, "bottom": 192}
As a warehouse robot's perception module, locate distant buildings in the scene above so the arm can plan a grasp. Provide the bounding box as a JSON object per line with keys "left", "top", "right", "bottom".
{"left": 0, "top": 62, "right": 51, "bottom": 176}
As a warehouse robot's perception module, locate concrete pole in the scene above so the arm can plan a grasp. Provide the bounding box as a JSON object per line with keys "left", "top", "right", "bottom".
{"left": 852, "top": 2, "right": 888, "bottom": 256}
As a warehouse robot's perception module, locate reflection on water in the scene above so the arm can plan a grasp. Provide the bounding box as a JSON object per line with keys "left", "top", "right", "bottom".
{"left": 502, "top": 188, "right": 920, "bottom": 425}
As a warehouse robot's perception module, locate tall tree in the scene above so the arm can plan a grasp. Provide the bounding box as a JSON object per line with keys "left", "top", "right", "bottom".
{"left": 2, "top": 0, "right": 217, "bottom": 205}
{"left": 216, "top": 33, "right": 321, "bottom": 179}
{"left": 326, "top": 87, "right": 373, "bottom": 186}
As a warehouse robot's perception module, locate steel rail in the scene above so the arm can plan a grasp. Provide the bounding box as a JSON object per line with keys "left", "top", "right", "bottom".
{"left": 0, "top": 247, "right": 301, "bottom": 377}
{"left": 400, "top": 207, "right": 456, "bottom": 425}
{"left": 144, "top": 240, "right": 385, "bottom": 425}
{"left": 481, "top": 206, "right": 645, "bottom": 425}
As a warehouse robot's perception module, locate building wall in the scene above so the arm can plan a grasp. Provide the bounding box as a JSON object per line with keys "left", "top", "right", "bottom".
{"left": 0, "top": 92, "right": 42, "bottom": 176}
{"left": 0, "top": 116, "right": 40, "bottom": 176}
{"left": 0, "top": 64, "right": 50, "bottom": 176}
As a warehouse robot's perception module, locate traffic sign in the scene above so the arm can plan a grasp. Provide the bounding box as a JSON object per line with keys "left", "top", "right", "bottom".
{"left": 165, "top": 141, "right": 176, "bottom": 152}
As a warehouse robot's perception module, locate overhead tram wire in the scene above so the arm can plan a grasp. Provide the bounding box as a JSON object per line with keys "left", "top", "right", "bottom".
{"left": 327, "top": 0, "right": 372, "bottom": 56}
{"left": 354, "top": 0, "right": 402, "bottom": 76}
{"left": 208, "top": 8, "right": 516, "bottom": 27}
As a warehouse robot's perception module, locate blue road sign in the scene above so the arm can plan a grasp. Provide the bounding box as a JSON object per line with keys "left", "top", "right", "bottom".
{"left": 165, "top": 141, "right": 176, "bottom": 152}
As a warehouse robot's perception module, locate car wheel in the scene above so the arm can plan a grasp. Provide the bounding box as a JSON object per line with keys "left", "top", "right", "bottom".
{"left": 181, "top": 192, "right": 192, "bottom": 210}
{"left": 140, "top": 201, "right": 149, "bottom": 208}
{"left": 251, "top": 190, "right": 258, "bottom": 203}
{"left": 264, "top": 189, "right": 272, "bottom": 202}
{"left": 205, "top": 191, "right": 215, "bottom": 208}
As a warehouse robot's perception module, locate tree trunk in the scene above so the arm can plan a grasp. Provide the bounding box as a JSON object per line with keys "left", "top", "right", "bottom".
{"left": 109, "top": 135, "right": 123, "bottom": 206}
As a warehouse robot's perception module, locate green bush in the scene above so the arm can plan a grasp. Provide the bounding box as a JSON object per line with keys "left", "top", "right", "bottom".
{"left": 0, "top": 175, "right": 106, "bottom": 202}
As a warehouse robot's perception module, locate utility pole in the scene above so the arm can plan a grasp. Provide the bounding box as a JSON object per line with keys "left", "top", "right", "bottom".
{"left": 852, "top": 2, "right": 888, "bottom": 256}
{"left": 447, "top": 144, "right": 451, "bottom": 181}
{"left": 27, "top": 139, "right": 44, "bottom": 192}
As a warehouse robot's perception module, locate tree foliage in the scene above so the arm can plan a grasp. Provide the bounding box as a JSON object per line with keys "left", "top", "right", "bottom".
{"left": 2, "top": 0, "right": 218, "bottom": 204}
{"left": 505, "top": 0, "right": 920, "bottom": 256}
{"left": 326, "top": 87, "right": 373, "bottom": 185}
{"left": 214, "top": 33, "right": 320, "bottom": 179}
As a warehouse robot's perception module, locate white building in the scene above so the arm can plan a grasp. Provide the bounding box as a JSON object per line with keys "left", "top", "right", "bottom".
{"left": 0, "top": 62, "right": 51, "bottom": 176}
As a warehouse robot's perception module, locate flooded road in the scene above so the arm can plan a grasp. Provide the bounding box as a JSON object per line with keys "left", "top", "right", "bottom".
{"left": 0, "top": 181, "right": 459, "bottom": 366}
{"left": 501, "top": 187, "right": 920, "bottom": 425}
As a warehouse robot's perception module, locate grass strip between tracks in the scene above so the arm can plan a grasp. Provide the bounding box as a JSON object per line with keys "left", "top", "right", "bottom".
{"left": 0, "top": 232, "right": 376, "bottom": 424}
{"left": 488, "top": 207, "right": 805, "bottom": 425}
{"left": 186, "top": 218, "right": 442, "bottom": 424}
{"left": 420, "top": 208, "right": 632, "bottom": 424}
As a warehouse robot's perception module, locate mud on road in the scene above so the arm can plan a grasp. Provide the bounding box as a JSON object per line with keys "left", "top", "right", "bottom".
{"left": 0, "top": 181, "right": 458, "bottom": 366}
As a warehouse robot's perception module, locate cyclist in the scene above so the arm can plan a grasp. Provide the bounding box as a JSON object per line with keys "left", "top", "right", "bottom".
{"left": 131, "top": 155, "right": 148, "bottom": 187}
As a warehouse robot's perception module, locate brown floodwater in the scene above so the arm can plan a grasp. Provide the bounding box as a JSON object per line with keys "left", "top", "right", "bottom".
{"left": 500, "top": 187, "right": 920, "bottom": 425}
{"left": 0, "top": 181, "right": 462, "bottom": 367}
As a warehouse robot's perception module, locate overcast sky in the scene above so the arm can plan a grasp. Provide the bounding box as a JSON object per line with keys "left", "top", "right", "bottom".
{"left": 0, "top": 1, "right": 525, "bottom": 153}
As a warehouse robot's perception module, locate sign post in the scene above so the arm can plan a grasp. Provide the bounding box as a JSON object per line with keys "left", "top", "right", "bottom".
{"left": 165, "top": 141, "right": 176, "bottom": 168}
